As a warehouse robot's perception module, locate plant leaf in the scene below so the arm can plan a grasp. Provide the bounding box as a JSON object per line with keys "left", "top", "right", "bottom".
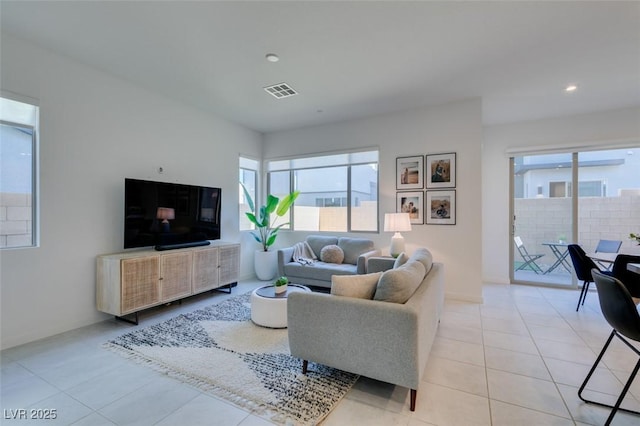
{"left": 276, "top": 191, "right": 300, "bottom": 217}
{"left": 244, "top": 212, "right": 259, "bottom": 226}
{"left": 239, "top": 182, "right": 255, "bottom": 212}
{"left": 264, "top": 195, "right": 279, "bottom": 215}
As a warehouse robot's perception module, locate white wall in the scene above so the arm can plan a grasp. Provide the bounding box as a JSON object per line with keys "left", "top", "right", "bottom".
{"left": 0, "top": 34, "right": 263, "bottom": 349}
{"left": 264, "top": 99, "right": 484, "bottom": 303}
{"left": 482, "top": 107, "right": 640, "bottom": 284}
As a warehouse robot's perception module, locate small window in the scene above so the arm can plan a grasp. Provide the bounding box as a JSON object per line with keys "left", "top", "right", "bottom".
{"left": 239, "top": 156, "right": 258, "bottom": 231}
{"left": 1, "top": 96, "right": 39, "bottom": 249}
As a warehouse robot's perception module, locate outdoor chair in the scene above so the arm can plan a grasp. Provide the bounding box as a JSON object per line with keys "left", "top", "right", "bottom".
{"left": 578, "top": 270, "right": 640, "bottom": 425}
{"left": 514, "top": 236, "right": 545, "bottom": 274}
{"left": 567, "top": 244, "right": 602, "bottom": 311}
{"left": 594, "top": 239, "right": 623, "bottom": 270}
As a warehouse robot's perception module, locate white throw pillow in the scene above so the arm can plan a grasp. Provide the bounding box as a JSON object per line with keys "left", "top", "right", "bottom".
{"left": 331, "top": 272, "right": 383, "bottom": 299}
{"left": 321, "top": 245, "right": 345, "bottom": 264}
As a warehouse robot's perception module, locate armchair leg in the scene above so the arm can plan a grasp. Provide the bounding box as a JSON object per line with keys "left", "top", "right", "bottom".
{"left": 302, "top": 359, "right": 308, "bottom": 374}
{"left": 410, "top": 389, "right": 417, "bottom": 411}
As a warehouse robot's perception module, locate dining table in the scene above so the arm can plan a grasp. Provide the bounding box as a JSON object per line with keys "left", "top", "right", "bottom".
{"left": 541, "top": 241, "right": 572, "bottom": 274}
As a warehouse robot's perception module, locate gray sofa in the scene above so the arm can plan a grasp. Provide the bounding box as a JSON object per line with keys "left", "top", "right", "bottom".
{"left": 277, "top": 235, "right": 381, "bottom": 288}
{"left": 287, "top": 249, "right": 444, "bottom": 411}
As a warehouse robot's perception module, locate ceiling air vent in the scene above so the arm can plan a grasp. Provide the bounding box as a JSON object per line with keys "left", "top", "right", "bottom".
{"left": 264, "top": 82, "right": 298, "bottom": 99}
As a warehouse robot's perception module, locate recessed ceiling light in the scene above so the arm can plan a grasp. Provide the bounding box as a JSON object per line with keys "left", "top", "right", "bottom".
{"left": 265, "top": 53, "right": 279, "bottom": 63}
{"left": 565, "top": 84, "right": 578, "bottom": 92}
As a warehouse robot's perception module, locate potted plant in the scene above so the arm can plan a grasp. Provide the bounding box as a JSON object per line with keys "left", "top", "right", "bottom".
{"left": 274, "top": 276, "right": 289, "bottom": 294}
{"left": 631, "top": 233, "right": 640, "bottom": 245}
{"left": 241, "top": 183, "right": 300, "bottom": 280}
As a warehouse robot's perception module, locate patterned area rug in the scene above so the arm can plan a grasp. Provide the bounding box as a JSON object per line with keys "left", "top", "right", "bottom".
{"left": 104, "top": 292, "right": 358, "bottom": 425}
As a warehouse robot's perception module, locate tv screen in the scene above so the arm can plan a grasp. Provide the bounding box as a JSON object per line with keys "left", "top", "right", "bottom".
{"left": 124, "top": 178, "right": 221, "bottom": 249}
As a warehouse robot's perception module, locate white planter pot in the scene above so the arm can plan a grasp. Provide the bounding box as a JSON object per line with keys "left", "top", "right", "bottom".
{"left": 254, "top": 249, "right": 278, "bottom": 281}
{"left": 275, "top": 284, "right": 287, "bottom": 294}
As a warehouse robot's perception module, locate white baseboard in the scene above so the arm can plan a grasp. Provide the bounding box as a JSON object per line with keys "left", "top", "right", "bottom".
{"left": 445, "top": 292, "right": 483, "bottom": 304}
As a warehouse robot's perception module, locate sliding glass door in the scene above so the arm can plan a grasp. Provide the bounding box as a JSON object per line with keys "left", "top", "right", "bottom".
{"left": 511, "top": 146, "right": 640, "bottom": 287}
{"left": 512, "top": 153, "right": 574, "bottom": 286}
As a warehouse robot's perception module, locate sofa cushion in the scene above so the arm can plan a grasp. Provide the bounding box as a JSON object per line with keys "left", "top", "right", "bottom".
{"left": 411, "top": 248, "right": 433, "bottom": 274}
{"left": 306, "top": 235, "right": 339, "bottom": 258}
{"left": 283, "top": 261, "right": 357, "bottom": 282}
{"left": 393, "top": 252, "right": 409, "bottom": 269}
{"left": 320, "top": 245, "right": 344, "bottom": 264}
{"left": 330, "top": 272, "right": 383, "bottom": 299}
{"left": 374, "top": 260, "right": 426, "bottom": 303}
{"left": 338, "top": 237, "right": 375, "bottom": 265}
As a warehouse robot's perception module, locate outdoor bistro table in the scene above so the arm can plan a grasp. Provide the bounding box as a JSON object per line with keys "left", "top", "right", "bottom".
{"left": 542, "top": 242, "right": 572, "bottom": 274}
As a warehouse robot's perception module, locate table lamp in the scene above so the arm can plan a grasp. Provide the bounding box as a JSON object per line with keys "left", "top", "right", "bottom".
{"left": 384, "top": 213, "right": 412, "bottom": 257}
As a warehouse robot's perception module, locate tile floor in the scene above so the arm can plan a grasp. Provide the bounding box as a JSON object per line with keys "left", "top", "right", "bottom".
{"left": 2, "top": 280, "right": 640, "bottom": 425}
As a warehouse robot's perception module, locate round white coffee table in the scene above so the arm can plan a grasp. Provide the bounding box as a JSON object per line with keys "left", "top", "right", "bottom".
{"left": 250, "top": 284, "right": 311, "bottom": 328}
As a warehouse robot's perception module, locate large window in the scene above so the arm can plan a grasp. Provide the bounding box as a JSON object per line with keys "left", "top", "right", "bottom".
{"left": 1, "top": 96, "right": 39, "bottom": 249}
{"left": 239, "top": 156, "right": 258, "bottom": 231}
{"left": 266, "top": 150, "right": 378, "bottom": 232}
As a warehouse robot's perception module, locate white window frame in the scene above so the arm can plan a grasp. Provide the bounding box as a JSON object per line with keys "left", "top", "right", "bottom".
{"left": 1, "top": 94, "right": 39, "bottom": 249}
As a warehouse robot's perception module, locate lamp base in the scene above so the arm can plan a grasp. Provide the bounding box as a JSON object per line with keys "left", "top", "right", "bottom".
{"left": 390, "top": 233, "right": 405, "bottom": 258}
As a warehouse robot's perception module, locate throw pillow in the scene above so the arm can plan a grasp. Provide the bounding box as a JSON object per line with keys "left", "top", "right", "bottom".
{"left": 374, "top": 260, "right": 426, "bottom": 303}
{"left": 393, "top": 252, "right": 409, "bottom": 269}
{"left": 320, "top": 245, "right": 345, "bottom": 264}
{"left": 331, "top": 272, "right": 383, "bottom": 299}
{"left": 411, "top": 248, "right": 433, "bottom": 274}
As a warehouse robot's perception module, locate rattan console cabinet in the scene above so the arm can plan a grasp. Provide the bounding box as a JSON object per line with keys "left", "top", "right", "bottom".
{"left": 96, "top": 240, "right": 240, "bottom": 323}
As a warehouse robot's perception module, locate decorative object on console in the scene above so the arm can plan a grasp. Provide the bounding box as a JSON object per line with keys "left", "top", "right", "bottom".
{"left": 384, "top": 213, "right": 412, "bottom": 257}
{"left": 156, "top": 207, "right": 175, "bottom": 232}
{"left": 631, "top": 233, "right": 640, "bottom": 245}
{"left": 241, "top": 183, "right": 300, "bottom": 280}
{"left": 105, "top": 292, "right": 358, "bottom": 425}
{"left": 426, "top": 152, "right": 456, "bottom": 189}
{"left": 274, "top": 276, "right": 289, "bottom": 294}
{"left": 426, "top": 190, "right": 456, "bottom": 225}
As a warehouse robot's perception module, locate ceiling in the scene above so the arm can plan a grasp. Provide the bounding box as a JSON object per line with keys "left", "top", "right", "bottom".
{"left": 2, "top": 1, "right": 639, "bottom": 133}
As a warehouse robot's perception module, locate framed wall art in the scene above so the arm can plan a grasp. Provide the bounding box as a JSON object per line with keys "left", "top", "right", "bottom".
{"left": 426, "top": 190, "right": 456, "bottom": 225}
{"left": 396, "top": 156, "right": 424, "bottom": 190}
{"left": 397, "top": 191, "right": 423, "bottom": 224}
{"left": 426, "top": 152, "right": 456, "bottom": 189}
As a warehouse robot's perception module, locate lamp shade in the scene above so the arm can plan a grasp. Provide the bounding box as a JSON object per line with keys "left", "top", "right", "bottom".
{"left": 156, "top": 207, "right": 175, "bottom": 222}
{"left": 384, "top": 213, "right": 412, "bottom": 232}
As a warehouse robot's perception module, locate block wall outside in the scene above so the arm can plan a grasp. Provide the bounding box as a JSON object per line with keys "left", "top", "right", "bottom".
{"left": 514, "top": 193, "right": 640, "bottom": 260}
{"left": 0, "top": 192, "right": 33, "bottom": 248}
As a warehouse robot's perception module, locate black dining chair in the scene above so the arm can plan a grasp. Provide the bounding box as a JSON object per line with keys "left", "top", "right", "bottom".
{"left": 567, "top": 244, "right": 601, "bottom": 311}
{"left": 578, "top": 270, "right": 640, "bottom": 425}
{"left": 611, "top": 254, "right": 640, "bottom": 299}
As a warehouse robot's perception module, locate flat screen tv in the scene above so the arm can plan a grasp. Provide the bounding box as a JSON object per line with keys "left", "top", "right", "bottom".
{"left": 124, "top": 178, "right": 221, "bottom": 250}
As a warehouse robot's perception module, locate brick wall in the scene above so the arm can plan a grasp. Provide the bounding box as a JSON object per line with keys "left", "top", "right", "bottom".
{"left": 515, "top": 192, "right": 640, "bottom": 258}
{"left": 0, "top": 192, "right": 33, "bottom": 248}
